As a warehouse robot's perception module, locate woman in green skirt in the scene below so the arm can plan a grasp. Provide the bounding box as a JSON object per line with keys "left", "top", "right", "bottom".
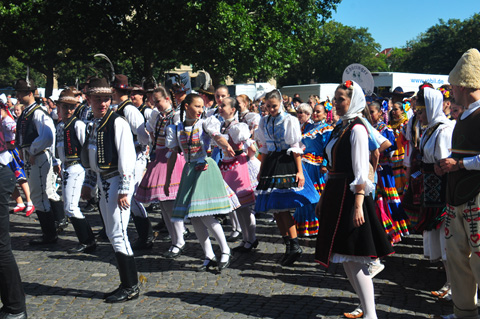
{"left": 164, "top": 93, "right": 236, "bottom": 271}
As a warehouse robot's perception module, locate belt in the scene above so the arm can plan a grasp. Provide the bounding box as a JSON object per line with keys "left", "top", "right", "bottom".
{"left": 64, "top": 160, "right": 80, "bottom": 169}
{"left": 99, "top": 170, "right": 120, "bottom": 180}
{"left": 234, "top": 150, "right": 244, "bottom": 156}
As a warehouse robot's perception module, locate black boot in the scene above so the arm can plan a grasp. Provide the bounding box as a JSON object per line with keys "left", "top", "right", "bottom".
{"left": 131, "top": 216, "right": 154, "bottom": 250}
{"left": 95, "top": 204, "right": 109, "bottom": 241}
{"left": 68, "top": 217, "right": 97, "bottom": 254}
{"left": 50, "top": 200, "right": 68, "bottom": 233}
{"left": 104, "top": 252, "right": 140, "bottom": 303}
{"left": 279, "top": 236, "right": 290, "bottom": 265}
{"left": 282, "top": 237, "right": 303, "bottom": 266}
{"left": 29, "top": 210, "right": 58, "bottom": 245}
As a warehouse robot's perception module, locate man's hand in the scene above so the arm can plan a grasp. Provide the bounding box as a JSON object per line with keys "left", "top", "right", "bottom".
{"left": 118, "top": 194, "right": 130, "bottom": 211}
{"left": 439, "top": 158, "right": 460, "bottom": 174}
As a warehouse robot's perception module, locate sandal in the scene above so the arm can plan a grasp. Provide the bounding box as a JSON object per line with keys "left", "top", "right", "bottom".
{"left": 344, "top": 305, "right": 363, "bottom": 319}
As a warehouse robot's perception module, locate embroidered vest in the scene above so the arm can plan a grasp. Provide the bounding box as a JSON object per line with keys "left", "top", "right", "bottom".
{"left": 96, "top": 109, "right": 119, "bottom": 170}
{"left": 447, "top": 107, "right": 480, "bottom": 205}
{"left": 63, "top": 116, "right": 82, "bottom": 161}
{"left": 17, "top": 103, "right": 49, "bottom": 149}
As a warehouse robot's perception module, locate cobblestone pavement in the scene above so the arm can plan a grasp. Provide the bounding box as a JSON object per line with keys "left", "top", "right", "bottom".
{"left": 7, "top": 203, "right": 453, "bottom": 319}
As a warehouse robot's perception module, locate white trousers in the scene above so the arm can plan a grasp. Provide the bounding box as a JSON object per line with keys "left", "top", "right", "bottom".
{"left": 97, "top": 172, "right": 134, "bottom": 256}
{"left": 62, "top": 163, "right": 85, "bottom": 219}
{"left": 131, "top": 152, "right": 147, "bottom": 218}
{"left": 24, "top": 151, "right": 55, "bottom": 211}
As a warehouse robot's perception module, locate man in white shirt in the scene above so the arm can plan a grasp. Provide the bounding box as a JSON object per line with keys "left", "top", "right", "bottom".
{"left": 438, "top": 48, "right": 480, "bottom": 319}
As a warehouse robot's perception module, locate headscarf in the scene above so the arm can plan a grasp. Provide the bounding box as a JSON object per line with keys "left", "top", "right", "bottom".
{"left": 424, "top": 87, "right": 451, "bottom": 129}
{"left": 340, "top": 80, "right": 366, "bottom": 121}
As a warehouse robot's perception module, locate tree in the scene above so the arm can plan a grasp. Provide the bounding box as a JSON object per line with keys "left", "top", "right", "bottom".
{"left": 401, "top": 14, "right": 480, "bottom": 74}
{"left": 279, "top": 21, "right": 382, "bottom": 85}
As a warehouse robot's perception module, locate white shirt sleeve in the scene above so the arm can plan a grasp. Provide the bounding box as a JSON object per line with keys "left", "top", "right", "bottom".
{"left": 255, "top": 117, "right": 268, "bottom": 154}
{"left": 75, "top": 120, "right": 86, "bottom": 146}
{"left": 115, "top": 117, "right": 136, "bottom": 194}
{"left": 123, "top": 104, "right": 145, "bottom": 139}
{"left": 165, "top": 124, "right": 179, "bottom": 150}
{"left": 284, "top": 115, "right": 303, "bottom": 155}
{"left": 30, "top": 109, "right": 55, "bottom": 156}
{"left": 203, "top": 116, "right": 221, "bottom": 137}
{"left": 229, "top": 122, "right": 251, "bottom": 144}
{"left": 350, "top": 124, "right": 375, "bottom": 195}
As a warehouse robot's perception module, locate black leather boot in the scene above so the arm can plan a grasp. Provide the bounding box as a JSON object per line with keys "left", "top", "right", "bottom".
{"left": 50, "top": 200, "right": 68, "bottom": 233}
{"left": 282, "top": 237, "right": 303, "bottom": 266}
{"left": 68, "top": 217, "right": 96, "bottom": 254}
{"left": 279, "top": 236, "right": 290, "bottom": 265}
{"left": 29, "top": 210, "right": 58, "bottom": 245}
{"left": 131, "top": 216, "right": 154, "bottom": 250}
{"left": 104, "top": 252, "right": 140, "bottom": 303}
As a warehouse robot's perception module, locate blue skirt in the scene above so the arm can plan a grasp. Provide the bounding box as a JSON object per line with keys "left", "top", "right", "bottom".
{"left": 255, "top": 151, "right": 320, "bottom": 214}
{"left": 293, "top": 161, "right": 324, "bottom": 236}
{"left": 8, "top": 148, "right": 26, "bottom": 181}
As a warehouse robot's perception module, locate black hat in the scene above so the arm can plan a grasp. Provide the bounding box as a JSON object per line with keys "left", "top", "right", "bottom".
{"left": 130, "top": 84, "right": 145, "bottom": 95}
{"left": 86, "top": 78, "right": 113, "bottom": 96}
{"left": 112, "top": 74, "right": 130, "bottom": 90}
{"left": 15, "top": 79, "right": 37, "bottom": 92}
{"left": 198, "top": 85, "right": 215, "bottom": 96}
{"left": 383, "top": 86, "right": 414, "bottom": 98}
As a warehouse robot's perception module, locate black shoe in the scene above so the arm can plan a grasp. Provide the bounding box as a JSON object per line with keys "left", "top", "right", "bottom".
{"left": 104, "top": 285, "right": 122, "bottom": 299}
{"left": 237, "top": 239, "right": 259, "bottom": 253}
{"left": 282, "top": 238, "right": 302, "bottom": 266}
{"left": 183, "top": 228, "right": 191, "bottom": 239}
{"left": 197, "top": 257, "right": 217, "bottom": 272}
{"left": 55, "top": 218, "right": 69, "bottom": 233}
{"left": 163, "top": 245, "right": 184, "bottom": 259}
{"left": 29, "top": 235, "right": 58, "bottom": 245}
{"left": 82, "top": 202, "right": 96, "bottom": 213}
{"left": 232, "top": 241, "right": 247, "bottom": 252}
{"left": 152, "top": 220, "right": 165, "bottom": 231}
{"left": 95, "top": 228, "right": 108, "bottom": 241}
{"left": 67, "top": 242, "right": 96, "bottom": 254}
{"left": 104, "top": 285, "right": 139, "bottom": 303}
{"left": 279, "top": 236, "right": 291, "bottom": 265}
{"left": 131, "top": 216, "right": 154, "bottom": 251}
{"left": 226, "top": 231, "right": 242, "bottom": 242}
{"left": 218, "top": 253, "right": 232, "bottom": 271}
{"left": 0, "top": 309, "right": 27, "bottom": 319}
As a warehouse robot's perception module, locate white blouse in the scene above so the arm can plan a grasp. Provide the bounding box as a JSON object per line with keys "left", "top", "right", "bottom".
{"left": 325, "top": 123, "right": 375, "bottom": 195}
{"left": 419, "top": 123, "right": 453, "bottom": 164}
{"left": 255, "top": 113, "right": 303, "bottom": 155}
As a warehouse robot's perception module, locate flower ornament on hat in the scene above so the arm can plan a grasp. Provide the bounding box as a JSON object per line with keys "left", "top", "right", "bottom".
{"left": 340, "top": 80, "right": 366, "bottom": 121}
{"left": 112, "top": 74, "right": 130, "bottom": 90}
{"left": 449, "top": 48, "right": 480, "bottom": 89}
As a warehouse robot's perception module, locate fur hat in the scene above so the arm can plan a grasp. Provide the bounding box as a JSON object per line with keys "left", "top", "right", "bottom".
{"left": 449, "top": 48, "right": 480, "bottom": 89}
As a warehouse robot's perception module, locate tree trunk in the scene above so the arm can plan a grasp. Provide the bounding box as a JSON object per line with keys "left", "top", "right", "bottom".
{"left": 45, "top": 64, "right": 54, "bottom": 98}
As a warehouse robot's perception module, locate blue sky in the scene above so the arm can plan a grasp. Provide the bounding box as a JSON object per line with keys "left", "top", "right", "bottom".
{"left": 330, "top": 0, "right": 480, "bottom": 49}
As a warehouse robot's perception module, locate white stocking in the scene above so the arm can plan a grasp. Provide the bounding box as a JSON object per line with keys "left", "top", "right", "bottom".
{"left": 201, "top": 215, "right": 230, "bottom": 262}
{"left": 343, "top": 261, "right": 377, "bottom": 319}
{"left": 237, "top": 206, "right": 257, "bottom": 246}
{"left": 190, "top": 217, "right": 215, "bottom": 260}
{"left": 229, "top": 211, "right": 242, "bottom": 233}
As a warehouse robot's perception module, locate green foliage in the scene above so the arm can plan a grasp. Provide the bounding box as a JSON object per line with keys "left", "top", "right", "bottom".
{"left": 402, "top": 13, "right": 480, "bottom": 74}
{"left": 279, "top": 21, "right": 382, "bottom": 85}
